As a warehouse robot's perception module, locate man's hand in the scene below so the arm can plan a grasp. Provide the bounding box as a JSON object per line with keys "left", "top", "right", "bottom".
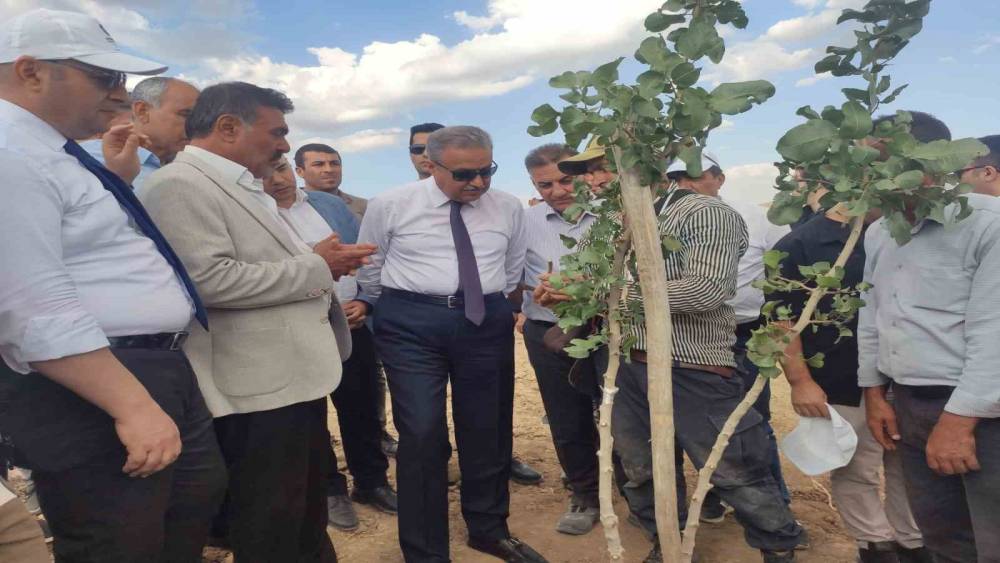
{"left": 533, "top": 272, "right": 572, "bottom": 308}
{"left": 343, "top": 300, "right": 367, "bottom": 329}
{"left": 865, "top": 385, "right": 900, "bottom": 451}
{"left": 790, "top": 378, "right": 830, "bottom": 418}
{"left": 102, "top": 124, "right": 150, "bottom": 184}
{"left": 115, "top": 401, "right": 182, "bottom": 478}
{"left": 926, "top": 412, "right": 980, "bottom": 475}
{"left": 515, "top": 312, "right": 527, "bottom": 334}
{"left": 313, "top": 234, "right": 377, "bottom": 279}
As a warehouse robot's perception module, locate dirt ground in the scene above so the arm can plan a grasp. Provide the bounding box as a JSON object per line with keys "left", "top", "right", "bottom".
{"left": 205, "top": 334, "right": 858, "bottom": 563}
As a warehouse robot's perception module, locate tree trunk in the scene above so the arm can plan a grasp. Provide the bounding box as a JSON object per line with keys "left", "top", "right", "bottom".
{"left": 613, "top": 147, "right": 682, "bottom": 562}
{"left": 679, "top": 214, "right": 864, "bottom": 562}
{"left": 596, "top": 231, "right": 631, "bottom": 561}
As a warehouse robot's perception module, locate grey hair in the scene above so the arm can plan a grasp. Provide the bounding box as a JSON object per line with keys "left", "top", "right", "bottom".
{"left": 426, "top": 126, "right": 492, "bottom": 162}
{"left": 524, "top": 143, "right": 577, "bottom": 170}
{"left": 130, "top": 77, "right": 176, "bottom": 107}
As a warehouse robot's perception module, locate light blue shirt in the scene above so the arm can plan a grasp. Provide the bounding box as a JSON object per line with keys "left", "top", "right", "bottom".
{"left": 521, "top": 202, "right": 596, "bottom": 323}
{"left": 857, "top": 193, "right": 1000, "bottom": 418}
{"left": 79, "top": 139, "right": 161, "bottom": 196}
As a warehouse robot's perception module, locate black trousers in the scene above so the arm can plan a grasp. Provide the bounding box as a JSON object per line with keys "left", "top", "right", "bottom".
{"left": 522, "top": 319, "right": 599, "bottom": 507}
{"left": 375, "top": 289, "right": 515, "bottom": 563}
{"left": 327, "top": 325, "right": 391, "bottom": 495}
{"left": 213, "top": 398, "right": 337, "bottom": 563}
{"left": 0, "top": 348, "right": 227, "bottom": 563}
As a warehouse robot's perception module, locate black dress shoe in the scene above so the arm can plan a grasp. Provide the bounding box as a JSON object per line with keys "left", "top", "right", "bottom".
{"left": 467, "top": 535, "right": 548, "bottom": 563}
{"left": 510, "top": 457, "right": 542, "bottom": 485}
{"left": 350, "top": 485, "right": 398, "bottom": 514}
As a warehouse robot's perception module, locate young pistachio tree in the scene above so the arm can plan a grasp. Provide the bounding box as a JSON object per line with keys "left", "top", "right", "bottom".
{"left": 685, "top": 0, "right": 988, "bottom": 560}
{"left": 527, "top": 1, "right": 774, "bottom": 560}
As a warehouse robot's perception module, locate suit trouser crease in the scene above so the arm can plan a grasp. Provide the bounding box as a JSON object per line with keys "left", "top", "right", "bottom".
{"left": 0, "top": 349, "right": 227, "bottom": 563}
{"left": 611, "top": 361, "right": 802, "bottom": 552}
{"left": 327, "top": 325, "right": 391, "bottom": 495}
{"left": 893, "top": 385, "right": 1000, "bottom": 563}
{"left": 375, "top": 291, "right": 514, "bottom": 563}
{"left": 522, "top": 320, "right": 600, "bottom": 507}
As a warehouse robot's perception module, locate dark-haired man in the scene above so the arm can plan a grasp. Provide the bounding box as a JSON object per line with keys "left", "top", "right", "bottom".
{"left": 0, "top": 9, "right": 226, "bottom": 561}
{"left": 143, "top": 81, "right": 376, "bottom": 562}
{"left": 409, "top": 122, "right": 445, "bottom": 179}
{"left": 297, "top": 143, "right": 367, "bottom": 221}
{"left": 859, "top": 112, "right": 1000, "bottom": 562}
{"left": 958, "top": 135, "right": 1000, "bottom": 197}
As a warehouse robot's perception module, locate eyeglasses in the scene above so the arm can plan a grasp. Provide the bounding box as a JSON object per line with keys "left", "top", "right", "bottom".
{"left": 45, "top": 59, "right": 127, "bottom": 91}
{"left": 955, "top": 165, "right": 993, "bottom": 176}
{"left": 409, "top": 144, "right": 426, "bottom": 155}
{"left": 432, "top": 160, "right": 499, "bottom": 182}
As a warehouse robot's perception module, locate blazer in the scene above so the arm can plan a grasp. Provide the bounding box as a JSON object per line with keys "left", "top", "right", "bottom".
{"left": 142, "top": 151, "right": 351, "bottom": 417}
{"left": 305, "top": 190, "right": 360, "bottom": 244}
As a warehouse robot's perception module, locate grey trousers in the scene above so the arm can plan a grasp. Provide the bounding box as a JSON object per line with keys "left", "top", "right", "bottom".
{"left": 894, "top": 383, "right": 1000, "bottom": 563}
{"left": 611, "top": 361, "right": 803, "bottom": 552}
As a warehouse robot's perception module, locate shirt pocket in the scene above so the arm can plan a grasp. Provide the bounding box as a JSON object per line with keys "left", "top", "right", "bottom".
{"left": 905, "top": 266, "right": 971, "bottom": 314}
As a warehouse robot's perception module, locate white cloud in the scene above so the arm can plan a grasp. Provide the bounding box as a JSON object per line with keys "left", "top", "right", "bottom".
{"left": 723, "top": 162, "right": 779, "bottom": 204}
{"left": 719, "top": 119, "right": 735, "bottom": 129}
{"left": 299, "top": 128, "right": 406, "bottom": 155}
{"left": 938, "top": 55, "right": 956, "bottom": 63}
{"left": 791, "top": 0, "right": 824, "bottom": 7}
{"left": 973, "top": 35, "right": 1000, "bottom": 54}
{"left": 706, "top": 41, "right": 816, "bottom": 83}
{"left": 795, "top": 71, "right": 832, "bottom": 87}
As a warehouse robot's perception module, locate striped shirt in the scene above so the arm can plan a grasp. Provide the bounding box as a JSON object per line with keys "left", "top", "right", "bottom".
{"left": 626, "top": 189, "right": 748, "bottom": 367}
{"left": 521, "top": 203, "right": 596, "bottom": 323}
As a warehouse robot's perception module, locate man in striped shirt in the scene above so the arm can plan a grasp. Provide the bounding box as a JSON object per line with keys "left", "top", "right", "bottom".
{"left": 538, "top": 144, "right": 804, "bottom": 563}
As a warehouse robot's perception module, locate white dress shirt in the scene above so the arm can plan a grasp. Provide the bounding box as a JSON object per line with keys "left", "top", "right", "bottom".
{"left": 723, "top": 197, "right": 790, "bottom": 324}
{"left": 0, "top": 99, "right": 193, "bottom": 373}
{"left": 521, "top": 203, "right": 596, "bottom": 323}
{"left": 81, "top": 139, "right": 161, "bottom": 197}
{"left": 858, "top": 194, "right": 1000, "bottom": 418}
{"left": 276, "top": 189, "right": 359, "bottom": 303}
{"left": 357, "top": 177, "right": 527, "bottom": 299}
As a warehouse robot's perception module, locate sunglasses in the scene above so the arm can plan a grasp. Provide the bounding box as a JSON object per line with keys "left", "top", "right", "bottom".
{"left": 409, "top": 144, "right": 426, "bottom": 155}
{"left": 955, "top": 165, "right": 993, "bottom": 176}
{"left": 46, "top": 59, "right": 127, "bottom": 91}
{"left": 432, "top": 160, "right": 499, "bottom": 182}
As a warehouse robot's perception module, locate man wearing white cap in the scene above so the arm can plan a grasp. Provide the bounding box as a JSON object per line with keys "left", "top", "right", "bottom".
{"left": 0, "top": 9, "right": 226, "bottom": 562}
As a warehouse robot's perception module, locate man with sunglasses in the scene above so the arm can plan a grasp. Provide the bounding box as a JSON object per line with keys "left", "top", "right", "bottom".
{"left": 0, "top": 9, "right": 227, "bottom": 562}
{"left": 358, "top": 126, "right": 546, "bottom": 563}
{"left": 958, "top": 135, "right": 1000, "bottom": 197}
{"left": 409, "top": 122, "right": 445, "bottom": 179}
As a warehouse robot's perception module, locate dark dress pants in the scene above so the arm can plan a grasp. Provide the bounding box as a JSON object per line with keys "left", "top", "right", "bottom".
{"left": 612, "top": 361, "right": 803, "bottom": 552}
{"left": 894, "top": 384, "right": 1000, "bottom": 563}
{"left": 375, "top": 289, "right": 515, "bottom": 563}
{"left": 522, "top": 319, "right": 599, "bottom": 508}
{"left": 0, "top": 348, "right": 227, "bottom": 563}
{"left": 327, "top": 325, "right": 391, "bottom": 495}
{"left": 213, "top": 398, "right": 337, "bottom": 563}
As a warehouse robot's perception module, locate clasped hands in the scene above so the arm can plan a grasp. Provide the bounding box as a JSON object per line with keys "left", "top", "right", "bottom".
{"left": 532, "top": 272, "right": 576, "bottom": 308}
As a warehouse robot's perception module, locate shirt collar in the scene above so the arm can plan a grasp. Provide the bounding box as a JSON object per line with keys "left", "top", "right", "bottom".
{"left": 291, "top": 188, "right": 310, "bottom": 207}
{"left": 138, "top": 147, "right": 160, "bottom": 168}
{"left": 426, "top": 176, "right": 485, "bottom": 208}
{"left": 184, "top": 145, "right": 254, "bottom": 187}
{"left": 0, "top": 98, "right": 70, "bottom": 151}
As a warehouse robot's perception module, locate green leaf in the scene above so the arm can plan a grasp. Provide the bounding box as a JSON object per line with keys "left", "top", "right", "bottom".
{"left": 768, "top": 192, "right": 808, "bottom": 225}
{"left": 592, "top": 57, "right": 623, "bottom": 86}
{"left": 776, "top": 119, "right": 838, "bottom": 162}
{"left": 675, "top": 17, "right": 720, "bottom": 61}
{"left": 631, "top": 97, "right": 661, "bottom": 119}
{"left": 708, "top": 80, "right": 776, "bottom": 115}
{"left": 806, "top": 353, "right": 825, "bottom": 369}
{"left": 851, "top": 144, "right": 880, "bottom": 165}
{"left": 662, "top": 235, "right": 682, "bottom": 253}
{"left": 762, "top": 249, "right": 788, "bottom": 270}
{"left": 839, "top": 101, "right": 873, "bottom": 139}
{"left": 645, "top": 12, "right": 684, "bottom": 32}
{"left": 716, "top": 0, "right": 748, "bottom": 29}
{"left": 526, "top": 120, "right": 558, "bottom": 137}
{"left": 560, "top": 106, "right": 586, "bottom": 128}
{"left": 881, "top": 84, "right": 908, "bottom": 106}
{"left": 841, "top": 88, "right": 870, "bottom": 105}
{"left": 894, "top": 169, "right": 925, "bottom": 190}
{"left": 635, "top": 36, "right": 670, "bottom": 66}
{"left": 530, "top": 104, "right": 559, "bottom": 125}
{"left": 670, "top": 62, "right": 701, "bottom": 88}
{"left": 559, "top": 234, "right": 577, "bottom": 249}
{"left": 796, "top": 105, "right": 820, "bottom": 119}
{"left": 549, "top": 71, "right": 578, "bottom": 89}
{"left": 815, "top": 54, "right": 840, "bottom": 75}
{"left": 662, "top": 0, "right": 685, "bottom": 11}
{"left": 677, "top": 144, "right": 703, "bottom": 177}
{"left": 908, "top": 138, "right": 990, "bottom": 174}
{"left": 637, "top": 70, "right": 666, "bottom": 99}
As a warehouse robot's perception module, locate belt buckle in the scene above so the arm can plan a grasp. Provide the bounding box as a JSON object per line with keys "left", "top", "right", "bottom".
{"left": 446, "top": 295, "right": 459, "bottom": 309}
{"left": 168, "top": 332, "right": 188, "bottom": 351}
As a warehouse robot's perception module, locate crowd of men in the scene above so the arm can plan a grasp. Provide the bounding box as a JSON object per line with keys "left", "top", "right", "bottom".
{"left": 0, "top": 8, "right": 998, "bottom": 563}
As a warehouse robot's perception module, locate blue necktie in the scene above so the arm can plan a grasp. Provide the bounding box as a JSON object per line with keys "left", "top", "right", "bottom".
{"left": 63, "top": 140, "right": 208, "bottom": 329}
{"left": 449, "top": 200, "right": 485, "bottom": 326}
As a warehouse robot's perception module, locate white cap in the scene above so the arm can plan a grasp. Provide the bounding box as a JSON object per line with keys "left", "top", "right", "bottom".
{"left": 666, "top": 151, "right": 722, "bottom": 176}
{"left": 779, "top": 406, "right": 858, "bottom": 476}
{"left": 0, "top": 9, "right": 166, "bottom": 75}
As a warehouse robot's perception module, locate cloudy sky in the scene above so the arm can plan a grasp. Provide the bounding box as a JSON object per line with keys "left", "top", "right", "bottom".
{"left": 2, "top": 0, "right": 994, "bottom": 203}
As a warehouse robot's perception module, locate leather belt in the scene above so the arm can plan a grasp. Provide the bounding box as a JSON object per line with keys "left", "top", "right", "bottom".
{"left": 629, "top": 349, "right": 734, "bottom": 378}
{"left": 383, "top": 287, "right": 505, "bottom": 308}
{"left": 107, "top": 332, "right": 188, "bottom": 351}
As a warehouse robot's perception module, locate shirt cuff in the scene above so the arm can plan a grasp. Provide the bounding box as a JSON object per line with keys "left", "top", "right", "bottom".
{"left": 945, "top": 388, "right": 1000, "bottom": 418}
{"left": 857, "top": 366, "right": 890, "bottom": 388}
{"left": 13, "top": 313, "right": 109, "bottom": 373}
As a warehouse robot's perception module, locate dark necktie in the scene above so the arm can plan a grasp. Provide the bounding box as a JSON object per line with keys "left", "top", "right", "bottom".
{"left": 449, "top": 200, "right": 485, "bottom": 326}
{"left": 63, "top": 140, "right": 208, "bottom": 329}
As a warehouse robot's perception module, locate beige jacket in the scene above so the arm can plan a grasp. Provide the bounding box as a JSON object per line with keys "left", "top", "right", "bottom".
{"left": 142, "top": 150, "right": 350, "bottom": 417}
